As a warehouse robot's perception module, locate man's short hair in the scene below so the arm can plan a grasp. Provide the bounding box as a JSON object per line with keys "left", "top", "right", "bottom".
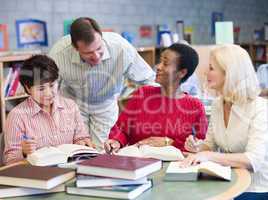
{"left": 70, "top": 17, "right": 102, "bottom": 48}
{"left": 20, "top": 55, "right": 59, "bottom": 91}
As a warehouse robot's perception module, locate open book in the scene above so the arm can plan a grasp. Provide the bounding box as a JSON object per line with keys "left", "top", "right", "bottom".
{"left": 27, "top": 144, "right": 100, "bottom": 166}
{"left": 165, "top": 161, "right": 231, "bottom": 181}
{"left": 116, "top": 145, "right": 184, "bottom": 161}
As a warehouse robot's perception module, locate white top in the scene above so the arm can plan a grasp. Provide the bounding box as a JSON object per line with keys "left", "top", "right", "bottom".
{"left": 204, "top": 96, "right": 268, "bottom": 192}
{"left": 180, "top": 73, "right": 202, "bottom": 97}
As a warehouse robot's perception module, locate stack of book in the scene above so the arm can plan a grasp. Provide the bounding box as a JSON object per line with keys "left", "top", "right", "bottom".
{"left": 0, "top": 164, "right": 75, "bottom": 198}
{"left": 66, "top": 154, "right": 162, "bottom": 199}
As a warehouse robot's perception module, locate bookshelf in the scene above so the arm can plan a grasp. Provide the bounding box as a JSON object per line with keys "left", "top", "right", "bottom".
{"left": 137, "top": 46, "right": 155, "bottom": 67}
{"left": 0, "top": 54, "right": 31, "bottom": 133}
{"left": 239, "top": 43, "right": 268, "bottom": 70}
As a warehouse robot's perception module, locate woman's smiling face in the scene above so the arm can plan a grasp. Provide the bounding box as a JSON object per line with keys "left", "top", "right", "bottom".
{"left": 155, "top": 49, "right": 180, "bottom": 87}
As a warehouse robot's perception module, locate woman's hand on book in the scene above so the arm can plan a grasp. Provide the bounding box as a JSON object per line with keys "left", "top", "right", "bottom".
{"left": 179, "top": 151, "right": 211, "bottom": 167}
{"left": 184, "top": 135, "right": 203, "bottom": 153}
{"left": 104, "top": 139, "right": 121, "bottom": 154}
{"left": 21, "top": 137, "right": 37, "bottom": 156}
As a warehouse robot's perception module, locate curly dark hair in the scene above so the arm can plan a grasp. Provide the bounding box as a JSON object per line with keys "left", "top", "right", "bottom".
{"left": 166, "top": 43, "right": 199, "bottom": 83}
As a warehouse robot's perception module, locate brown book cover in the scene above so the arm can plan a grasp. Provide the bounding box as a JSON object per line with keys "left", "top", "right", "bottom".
{"left": 0, "top": 165, "right": 75, "bottom": 189}
{"left": 0, "top": 165, "right": 73, "bottom": 180}
{"left": 79, "top": 154, "right": 159, "bottom": 171}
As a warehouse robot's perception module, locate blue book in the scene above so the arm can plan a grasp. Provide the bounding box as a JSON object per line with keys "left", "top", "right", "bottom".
{"left": 66, "top": 181, "right": 152, "bottom": 199}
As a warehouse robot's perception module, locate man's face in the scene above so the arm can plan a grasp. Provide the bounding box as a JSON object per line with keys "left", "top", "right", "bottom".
{"left": 75, "top": 32, "right": 104, "bottom": 66}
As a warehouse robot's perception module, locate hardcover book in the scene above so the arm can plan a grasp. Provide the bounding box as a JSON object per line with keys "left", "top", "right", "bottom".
{"left": 77, "top": 154, "right": 162, "bottom": 180}
{"left": 66, "top": 181, "right": 152, "bottom": 199}
{"left": 0, "top": 164, "right": 75, "bottom": 189}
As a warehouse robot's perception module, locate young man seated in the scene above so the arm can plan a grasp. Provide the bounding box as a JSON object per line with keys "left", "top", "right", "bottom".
{"left": 3, "top": 55, "right": 94, "bottom": 165}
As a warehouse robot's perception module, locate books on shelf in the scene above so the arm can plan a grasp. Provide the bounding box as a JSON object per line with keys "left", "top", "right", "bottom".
{"left": 66, "top": 181, "right": 152, "bottom": 200}
{"left": 76, "top": 175, "right": 148, "bottom": 188}
{"left": 0, "top": 164, "right": 75, "bottom": 189}
{"left": 0, "top": 184, "right": 65, "bottom": 198}
{"left": 3, "top": 67, "right": 13, "bottom": 96}
{"left": 116, "top": 145, "right": 184, "bottom": 161}
{"left": 164, "top": 161, "right": 231, "bottom": 181}
{"left": 77, "top": 154, "right": 162, "bottom": 180}
{"left": 256, "top": 46, "right": 266, "bottom": 60}
{"left": 3, "top": 62, "right": 24, "bottom": 97}
{"left": 7, "top": 64, "right": 21, "bottom": 96}
{"left": 27, "top": 144, "right": 100, "bottom": 166}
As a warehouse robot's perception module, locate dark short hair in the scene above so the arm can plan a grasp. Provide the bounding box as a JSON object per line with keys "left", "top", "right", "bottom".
{"left": 70, "top": 17, "right": 102, "bottom": 48}
{"left": 20, "top": 55, "right": 59, "bottom": 92}
{"left": 166, "top": 43, "right": 199, "bottom": 83}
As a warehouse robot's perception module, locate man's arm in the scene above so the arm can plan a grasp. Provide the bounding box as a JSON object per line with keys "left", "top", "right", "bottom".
{"left": 120, "top": 37, "right": 156, "bottom": 86}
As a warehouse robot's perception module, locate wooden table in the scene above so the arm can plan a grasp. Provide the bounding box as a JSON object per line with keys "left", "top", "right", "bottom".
{"left": 0, "top": 161, "right": 251, "bottom": 200}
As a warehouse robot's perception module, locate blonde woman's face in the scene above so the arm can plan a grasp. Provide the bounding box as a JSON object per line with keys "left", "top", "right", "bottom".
{"left": 207, "top": 57, "right": 225, "bottom": 92}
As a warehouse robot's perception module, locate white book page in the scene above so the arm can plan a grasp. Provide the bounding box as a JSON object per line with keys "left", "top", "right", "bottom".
{"left": 27, "top": 146, "right": 65, "bottom": 165}
{"left": 140, "top": 145, "right": 184, "bottom": 161}
{"left": 117, "top": 145, "right": 184, "bottom": 161}
{"left": 116, "top": 145, "right": 143, "bottom": 157}
{"left": 28, "top": 146, "right": 63, "bottom": 160}
{"left": 166, "top": 161, "right": 199, "bottom": 173}
{"left": 57, "top": 144, "right": 99, "bottom": 156}
{"left": 199, "top": 161, "right": 231, "bottom": 180}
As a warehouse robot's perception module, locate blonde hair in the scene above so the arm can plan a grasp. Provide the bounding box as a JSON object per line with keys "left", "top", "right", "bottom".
{"left": 210, "top": 44, "right": 260, "bottom": 104}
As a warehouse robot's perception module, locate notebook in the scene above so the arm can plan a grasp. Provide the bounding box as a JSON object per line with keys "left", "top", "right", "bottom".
{"left": 27, "top": 144, "right": 99, "bottom": 166}
{"left": 0, "top": 184, "right": 65, "bottom": 198}
{"left": 0, "top": 165, "right": 75, "bottom": 189}
{"left": 66, "top": 181, "right": 152, "bottom": 199}
{"left": 116, "top": 145, "right": 184, "bottom": 161}
{"left": 165, "top": 161, "right": 231, "bottom": 181}
{"left": 77, "top": 154, "right": 162, "bottom": 180}
{"left": 76, "top": 175, "right": 148, "bottom": 188}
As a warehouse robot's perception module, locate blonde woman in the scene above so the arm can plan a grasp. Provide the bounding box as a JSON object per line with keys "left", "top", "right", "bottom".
{"left": 182, "top": 44, "right": 268, "bottom": 199}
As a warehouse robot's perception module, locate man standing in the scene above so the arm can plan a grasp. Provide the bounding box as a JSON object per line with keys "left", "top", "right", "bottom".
{"left": 49, "top": 17, "right": 155, "bottom": 145}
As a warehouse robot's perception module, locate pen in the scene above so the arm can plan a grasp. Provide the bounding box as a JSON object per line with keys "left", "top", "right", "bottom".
{"left": 192, "top": 126, "right": 196, "bottom": 140}
{"left": 192, "top": 126, "right": 203, "bottom": 147}
{"left": 22, "top": 133, "right": 29, "bottom": 140}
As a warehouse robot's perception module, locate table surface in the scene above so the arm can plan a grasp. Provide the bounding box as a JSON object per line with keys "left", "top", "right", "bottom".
{"left": 0, "top": 161, "right": 251, "bottom": 200}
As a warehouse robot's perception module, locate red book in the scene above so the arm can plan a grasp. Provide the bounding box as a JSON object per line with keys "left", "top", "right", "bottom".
{"left": 8, "top": 68, "right": 20, "bottom": 96}
{"left": 77, "top": 154, "right": 162, "bottom": 180}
